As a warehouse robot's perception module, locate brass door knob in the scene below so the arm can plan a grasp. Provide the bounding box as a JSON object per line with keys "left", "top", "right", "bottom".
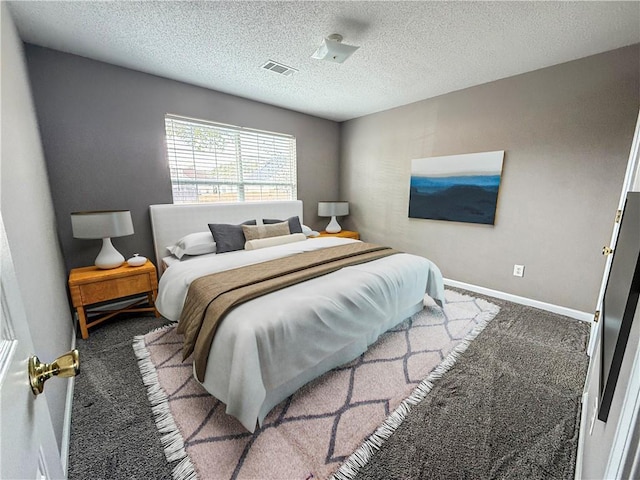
{"left": 29, "top": 349, "right": 80, "bottom": 396}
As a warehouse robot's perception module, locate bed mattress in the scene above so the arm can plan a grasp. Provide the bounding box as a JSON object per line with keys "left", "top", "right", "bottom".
{"left": 156, "top": 237, "right": 445, "bottom": 431}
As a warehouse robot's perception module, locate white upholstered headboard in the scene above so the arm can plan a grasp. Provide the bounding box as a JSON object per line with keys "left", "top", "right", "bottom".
{"left": 149, "top": 200, "right": 303, "bottom": 274}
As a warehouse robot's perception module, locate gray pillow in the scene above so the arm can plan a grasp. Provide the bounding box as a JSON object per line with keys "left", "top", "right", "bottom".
{"left": 208, "top": 220, "right": 256, "bottom": 253}
{"left": 263, "top": 216, "right": 303, "bottom": 234}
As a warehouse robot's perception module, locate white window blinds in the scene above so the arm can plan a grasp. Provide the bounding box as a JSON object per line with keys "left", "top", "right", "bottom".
{"left": 164, "top": 114, "right": 297, "bottom": 204}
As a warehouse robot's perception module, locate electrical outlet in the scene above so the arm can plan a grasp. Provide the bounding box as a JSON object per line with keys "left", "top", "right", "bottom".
{"left": 513, "top": 264, "right": 525, "bottom": 277}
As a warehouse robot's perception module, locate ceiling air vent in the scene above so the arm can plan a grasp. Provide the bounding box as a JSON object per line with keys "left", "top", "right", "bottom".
{"left": 261, "top": 60, "right": 298, "bottom": 77}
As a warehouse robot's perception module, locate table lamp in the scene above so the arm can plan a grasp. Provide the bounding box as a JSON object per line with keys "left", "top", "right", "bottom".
{"left": 318, "top": 201, "right": 349, "bottom": 233}
{"left": 71, "top": 210, "right": 134, "bottom": 269}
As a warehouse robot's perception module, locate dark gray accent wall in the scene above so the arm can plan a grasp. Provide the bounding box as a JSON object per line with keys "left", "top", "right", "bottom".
{"left": 25, "top": 45, "right": 340, "bottom": 271}
{"left": 340, "top": 45, "right": 640, "bottom": 313}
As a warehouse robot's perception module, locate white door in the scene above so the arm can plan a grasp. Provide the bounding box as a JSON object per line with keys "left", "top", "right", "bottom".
{"left": 575, "top": 109, "right": 640, "bottom": 478}
{"left": 589, "top": 110, "right": 640, "bottom": 355}
{"left": 0, "top": 214, "right": 64, "bottom": 479}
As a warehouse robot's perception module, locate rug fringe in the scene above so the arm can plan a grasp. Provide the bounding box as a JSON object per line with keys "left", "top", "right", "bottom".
{"left": 172, "top": 455, "right": 198, "bottom": 480}
{"left": 331, "top": 299, "right": 500, "bottom": 480}
{"left": 133, "top": 325, "right": 198, "bottom": 480}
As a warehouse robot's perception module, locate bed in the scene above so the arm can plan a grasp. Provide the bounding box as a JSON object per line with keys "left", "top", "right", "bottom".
{"left": 150, "top": 200, "right": 445, "bottom": 432}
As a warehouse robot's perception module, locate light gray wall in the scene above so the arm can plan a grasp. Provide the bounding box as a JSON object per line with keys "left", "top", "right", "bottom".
{"left": 1, "top": 5, "right": 73, "bottom": 451}
{"left": 24, "top": 46, "right": 340, "bottom": 272}
{"left": 341, "top": 45, "right": 639, "bottom": 313}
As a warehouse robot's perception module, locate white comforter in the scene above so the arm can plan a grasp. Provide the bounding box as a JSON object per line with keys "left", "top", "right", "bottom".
{"left": 156, "top": 237, "right": 445, "bottom": 432}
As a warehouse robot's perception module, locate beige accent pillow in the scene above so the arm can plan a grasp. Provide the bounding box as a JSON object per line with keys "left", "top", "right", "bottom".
{"left": 242, "top": 221, "right": 290, "bottom": 241}
{"left": 245, "top": 233, "right": 306, "bottom": 251}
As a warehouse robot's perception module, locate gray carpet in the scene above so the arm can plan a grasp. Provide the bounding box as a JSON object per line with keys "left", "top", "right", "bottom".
{"left": 68, "top": 314, "right": 174, "bottom": 480}
{"left": 68, "top": 289, "right": 589, "bottom": 479}
{"left": 355, "top": 291, "right": 590, "bottom": 480}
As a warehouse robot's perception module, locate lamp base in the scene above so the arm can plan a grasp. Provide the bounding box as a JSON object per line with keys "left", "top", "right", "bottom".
{"left": 95, "top": 237, "right": 125, "bottom": 269}
{"left": 325, "top": 216, "right": 342, "bottom": 233}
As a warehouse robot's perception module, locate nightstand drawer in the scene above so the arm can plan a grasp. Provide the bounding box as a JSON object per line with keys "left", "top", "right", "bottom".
{"left": 79, "top": 274, "right": 151, "bottom": 305}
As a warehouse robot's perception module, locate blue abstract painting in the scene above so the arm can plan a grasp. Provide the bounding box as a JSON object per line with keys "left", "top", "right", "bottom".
{"left": 409, "top": 151, "right": 504, "bottom": 225}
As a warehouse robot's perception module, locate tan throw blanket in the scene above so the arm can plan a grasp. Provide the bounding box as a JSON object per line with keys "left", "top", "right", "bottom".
{"left": 177, "top": 242, "right": 398, "bottom": 381}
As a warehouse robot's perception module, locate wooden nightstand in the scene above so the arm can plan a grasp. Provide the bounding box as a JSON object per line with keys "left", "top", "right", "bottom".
{"left": 68, "top": 260, "right": 159, "bottom": 339}
{"left": 318, "top": 230, "right": 360, "bottom": 240}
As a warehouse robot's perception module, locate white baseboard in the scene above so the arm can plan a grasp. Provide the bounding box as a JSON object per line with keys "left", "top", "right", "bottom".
{"left": 443, "top": 278, "right": 593, "bottom": 323}
{"left": 60, "top": 324, "right": 77, "bottom": 477}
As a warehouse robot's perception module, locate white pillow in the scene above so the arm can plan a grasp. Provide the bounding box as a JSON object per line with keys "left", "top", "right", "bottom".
{"left": 167, "top": 232, "right": 216, "bottom": 259}
{"left": 302, "top": 224, "right": 320, "bottom": 237}
{"left": 244, "top": 233, "right": 306, "bottom": 251}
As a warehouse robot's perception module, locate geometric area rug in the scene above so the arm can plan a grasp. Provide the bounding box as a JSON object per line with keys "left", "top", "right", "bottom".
{"left": 133, "top": 290, "right": 500, "bottom": 480}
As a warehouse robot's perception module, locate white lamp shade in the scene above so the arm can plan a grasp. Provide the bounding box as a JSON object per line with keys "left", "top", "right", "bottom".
{"left": 71, "top": 210, "right": 134, "bottom": 269}
{"left": 71, "top": 210, "right": 134, "bottom": 239}
{"left": 318, "top": 201, "right": 349, "bottom": 217}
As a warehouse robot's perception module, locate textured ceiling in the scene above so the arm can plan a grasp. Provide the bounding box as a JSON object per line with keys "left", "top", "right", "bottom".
{"left": 8, "top": 1, "right": 640, "bottom": 122}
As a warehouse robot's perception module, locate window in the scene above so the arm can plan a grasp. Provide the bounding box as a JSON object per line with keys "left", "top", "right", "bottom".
{"left": 164, "top": 114, "right": 297, "bottom": 204}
